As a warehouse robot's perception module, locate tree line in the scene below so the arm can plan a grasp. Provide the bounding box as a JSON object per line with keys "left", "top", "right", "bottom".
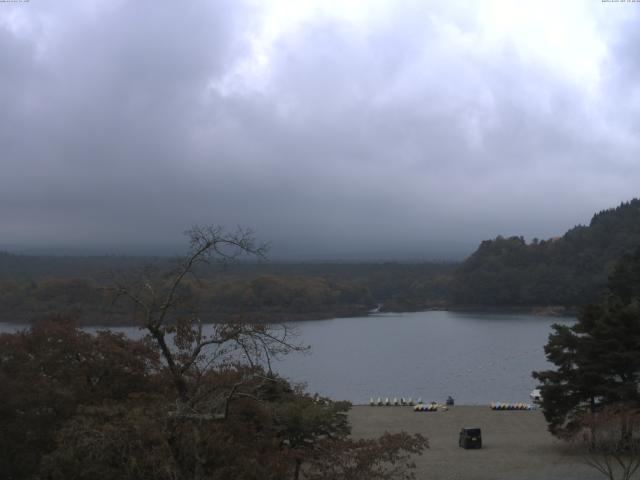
{"left": 3, "top": 200, "right": 640, "bottom": 318}
{"left": 451, "top": 199, "right": 640, "bottom": 307}
{"left": 0, "top": 256, "right": 454, "bottom": 324}
{"left": 0, "top": 275, "right": 376, "bottom": 325}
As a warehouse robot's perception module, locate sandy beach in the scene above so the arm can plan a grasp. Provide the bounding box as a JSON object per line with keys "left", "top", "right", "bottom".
{"left": 349, "top": 405, "right": 604, "bottom": 480}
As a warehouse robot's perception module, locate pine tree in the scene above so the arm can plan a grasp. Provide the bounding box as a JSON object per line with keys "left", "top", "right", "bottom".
{"left": 533, "top": 248, "right": 640, "bottom": 437}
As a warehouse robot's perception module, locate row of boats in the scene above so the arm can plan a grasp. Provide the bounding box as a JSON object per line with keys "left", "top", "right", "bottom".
{"left": 369, "top": 397, "right": 419, "bottom": 406}
{"left": 490, "top": 402, "right": 537, "bottom": 410}
{"left": 369, "top": 394, "right": 541, "bottom": 409}
{"left": 414, "top": 403, "right": 446, "bottom": 411}
{"left": 369, "top": 396, "right": 455, "bottom": 407}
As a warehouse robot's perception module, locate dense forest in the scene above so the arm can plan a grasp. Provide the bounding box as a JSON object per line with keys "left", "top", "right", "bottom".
{"left": 0, "top": 255, "right": 454, "bottom": 325}
{"left": 451, "top": 199, "right": 640, "bottom": 307}
{"left": 1, "top": 199, "right": 639, "bottom": 323}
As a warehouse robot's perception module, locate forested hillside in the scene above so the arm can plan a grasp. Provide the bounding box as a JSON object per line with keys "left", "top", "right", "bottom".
{"left": 2, "top": 199, "right": 638, "bottom": 320}
{"left": 451, "top": 199, "right": 640, "bottom": 307}
{"left": 0, "top": 255, "right": 454, "bottom": 324}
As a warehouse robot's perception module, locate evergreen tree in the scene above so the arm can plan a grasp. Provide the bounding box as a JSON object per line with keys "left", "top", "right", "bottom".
{"left": 533, "top": 248, "right": 640, "bottom": 437}
{"left": 453, "top": 198, "right": 640, "bottom": 306}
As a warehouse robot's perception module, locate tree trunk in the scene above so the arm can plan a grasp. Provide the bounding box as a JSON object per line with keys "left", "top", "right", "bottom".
{"left": 589, "top": 396, "right": 597, "bottom": 450}
{"left": 293, "top": 458, "right": 302, "bottom": 480}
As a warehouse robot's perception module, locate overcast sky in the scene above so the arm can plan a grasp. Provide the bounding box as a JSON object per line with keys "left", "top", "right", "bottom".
{"left": 1, "top": 0, "right": 639, "bottom": 259}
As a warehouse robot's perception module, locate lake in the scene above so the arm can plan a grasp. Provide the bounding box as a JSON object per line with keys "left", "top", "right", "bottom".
{"left": 0, "top": 310, "right": 573, "bottom": 405}
{"left": 275, "top": 311, "right": 572, "bottom": 405}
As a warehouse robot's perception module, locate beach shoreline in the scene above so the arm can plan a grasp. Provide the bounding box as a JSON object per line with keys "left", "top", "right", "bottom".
{"left": 348, "top": 405, "right": 601, "bottom": 480}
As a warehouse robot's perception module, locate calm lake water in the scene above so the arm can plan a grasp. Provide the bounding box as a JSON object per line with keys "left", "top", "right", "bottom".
{"left": 0, "top": 310, "right": 573, "bottom": 405}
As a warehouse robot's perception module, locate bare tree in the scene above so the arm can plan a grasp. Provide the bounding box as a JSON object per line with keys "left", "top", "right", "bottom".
{"left": 111, "top": 225, "right": 305, "bottom": 409}
{"left": 44, "top": 226, "right": 428, "bottom": 480}
{"left": 107, "top": 226, "right": 312, "bottom": 479}
{"left": 577, "top": 405, "right": 640, "bottom": 480}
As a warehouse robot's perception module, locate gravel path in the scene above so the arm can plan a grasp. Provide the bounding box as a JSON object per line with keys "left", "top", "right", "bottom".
{"left": 349, "top": 406, "right": 604, "bottom": 480}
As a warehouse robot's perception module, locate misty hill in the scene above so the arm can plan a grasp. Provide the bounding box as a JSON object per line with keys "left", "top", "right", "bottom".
{"left": 0, "top": 252, "right": 161, "bottom": 281}
{"left": 450, "top": 199, "right": 640, "bottom": 307}
{"left": 3, "top": 199, "right": 638, "bottom": 320}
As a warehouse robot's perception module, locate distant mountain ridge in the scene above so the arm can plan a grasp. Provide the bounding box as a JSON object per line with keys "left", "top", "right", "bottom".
{"left": 451, "top": 199, "right": 640, "bottom": 307}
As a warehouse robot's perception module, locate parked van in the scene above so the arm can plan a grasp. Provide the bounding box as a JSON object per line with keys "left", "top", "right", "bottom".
{"left": 459, "top": 427, "right": 482, "bottom": 449}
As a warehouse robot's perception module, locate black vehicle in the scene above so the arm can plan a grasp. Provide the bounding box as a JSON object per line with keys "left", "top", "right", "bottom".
{"left": 458, "top": 427, "right": 482, "bottom": 449}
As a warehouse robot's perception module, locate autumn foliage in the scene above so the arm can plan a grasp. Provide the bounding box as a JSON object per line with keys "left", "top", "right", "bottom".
{"left": 0, "top": 226, "right": 426, "bottom": 480}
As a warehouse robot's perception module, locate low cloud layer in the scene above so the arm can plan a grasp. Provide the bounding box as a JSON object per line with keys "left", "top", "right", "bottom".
{"left": 1, "top": 0, "right": 639, "bottom": 259}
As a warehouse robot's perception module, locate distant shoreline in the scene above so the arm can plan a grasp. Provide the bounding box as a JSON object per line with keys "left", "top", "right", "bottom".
{"left": 444, "top": 305, "right": 578, "bottom": 317}
{"left": 0, "top": 305, "right": 578, "bottom": 329}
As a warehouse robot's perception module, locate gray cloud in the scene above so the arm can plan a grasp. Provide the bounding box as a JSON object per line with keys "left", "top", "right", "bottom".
{"left": 1, "top": 1, "right": 639, "bottom": 259}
